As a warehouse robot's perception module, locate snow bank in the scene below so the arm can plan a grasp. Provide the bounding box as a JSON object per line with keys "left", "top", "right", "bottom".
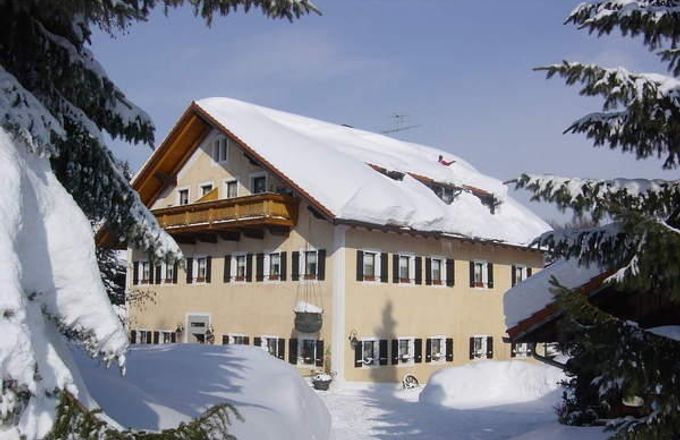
{"left": 419, "top": 361, "right": 565, "bottom": 409}
{"left": 196, "top": 98, "right": 550, "bottom": 245}
{"left": 504, "top": 258, "right": 605, "bottom": 329}
{"left": 74, "top": 344, "right": 331, "bottom": 440}
{"left": 0, "top": 128, "right": 128, "bottom": 439}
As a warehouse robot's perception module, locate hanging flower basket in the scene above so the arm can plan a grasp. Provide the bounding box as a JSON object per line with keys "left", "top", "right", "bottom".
{"left": 295, "top": 311, "right": 323, "bottom": 333}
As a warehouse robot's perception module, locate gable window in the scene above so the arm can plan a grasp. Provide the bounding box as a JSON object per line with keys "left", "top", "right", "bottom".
{"left": 361, "top": 339, "right": 379, "bottom": 367}
{"left": 269, "top": 253, "right": 281, "bottom": 280}
{"left": 252, "top": 174, "right": 267, "bottom": 194}
{"left": 304, "top": 250, "right": 318, "bottom": 280}
{"left": 234, "top": 255, "right": 247, "bottom": 281}
{"left": 512, "top": 265, "right": 532, "bottom": 287}
{"left": 470, "top": 335, "right": 493, "bottom": 360}
{"left": 178, "top": 189, "right": 189, "bottom": 206}
{"left": 225, "top": 180, "right": 238, "bottom": 198}
{"left": 200, "top": 183, "right": 213, "bottom": 197}
{"left": 214, "top": 137, "right": 228, "bottom": 163}
{"left": 397, "top": 338, "right": 414, "bottom": 364}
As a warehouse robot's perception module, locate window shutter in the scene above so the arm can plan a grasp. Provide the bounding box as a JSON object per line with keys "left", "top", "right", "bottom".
{"left": 527, "top": 267, "right": 533, "bottom": 277}
{"left": 528, "top": 342, "right": 535, "bottom": 356}
{"left": 315, "top": 340, "right": 324, "bottom": 367}
{"left": 153, "top": 331, "right": 159, "bottom": 344}
{"left": 487, "top": 263, "right": 494, "bottom": 288}
{"left": 149, "top": 264, "right": 155, "bottom": 285}
{"left": 511, "top": 265, "right": 517, "bottom": 287}
{"left": 246, "top": 254, "right": 253, "bottom": 282}
{"left": 222, "top": 335, "right": 230, "bottom": 345}
{"left": 469, "top": 261, "right": 475, "bottom": 287}
{"left": 130, "top": 330, "right": 137, "bottom": 344}
{"left": 392, "top": 255, "right": 399, "bottom": 283}
{"left": 223, "top": 255, "right": 231, "bottom": 282}
{"left": 469, "top": 337, "right": 475, "bottom": 360}
{"left": 254, "top": 337, "right": 261, "bottom": 347}
{"left": 415, "top": 257, "right": 423, "bottom": 285}
{"left": 445, "top": 338, "right": 454, "bottom": 362}
{"left": 280, "top": 252, "right": 288, "bottom": 281}
{"left": 186, "top": 257, "right": 194, "bottom": 284}
{"left": 288, "top": 338, "right": 298, "bottom": 364}
{"left": 256, "top": 253, "right": 265, "bottom": 282}
{"left": 244, "top": 336, "right": 250, "bottom": 345}
{"left": 379, "top": 339, "right": 388, "bottom": 365}
{"left": 380, "top": 253, "right": 388, "bottom": 283}
{"left": 146, "top": 332, "right": 152, "bottom": 344}
{"left": 317, "top": 249, "right": 326, "bottom": 280}
{"left": 486, "top": 336, "right": 494, "bottom": 359}
{"left": 391, "top": 339, "right": 399, "bottom": 364}
{"left": 425, "top": 258, "right": 432, "bottom": 285}
{"left": 291, "top": 252, "right": 300, "bottom": 281}
{"left": 173, "top": 261, "right": 178, "bottom": 284}
{"left": 446, "top": 259, "right": 455, "bottom": 287}
{"left": 277, "top": 338, "right": 285, "bottom": 359}
{"left": 171, "top": 332, "right": 177, "bottom": 343}
{"left": 355, "top": 342, "right": 363, "bottom": 367}
{"left": 356, "top": 250, "right": 364, "bottom": 282}
{"left": 414, "top": 338, "right": 423, "bottom": 363}
{"left": 133, "top": 262, "right": 139, "bottom": 285}
{"left": 425, "top": 338, "right": 432, "bottom": 362}
{"left": 206, "top": 256, "right": 212, "bottom": 283}
{"left": 511, "top": 342, "right": 517, "bottom": 358}
{"left": 154, "top": 265, "right": 162, "bottom": 284}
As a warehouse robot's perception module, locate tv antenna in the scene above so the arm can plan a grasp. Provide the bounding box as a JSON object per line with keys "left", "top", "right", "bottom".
{"left": 381, "top": 113, "right": 420, "bottom": 135}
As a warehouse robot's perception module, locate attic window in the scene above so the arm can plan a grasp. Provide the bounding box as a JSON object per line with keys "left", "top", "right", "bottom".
{"left": 214, "top": 137, "right": 228, "bottom": 163}
{"left": 368, "top": 163, "right": 404, "bottom": 181}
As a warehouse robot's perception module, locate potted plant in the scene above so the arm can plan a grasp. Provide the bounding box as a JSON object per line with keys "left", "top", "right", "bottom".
{"left": 312, "top": 345, "right": 334, "bottom": 390}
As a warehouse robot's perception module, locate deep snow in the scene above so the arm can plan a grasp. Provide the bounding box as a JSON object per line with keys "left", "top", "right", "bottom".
{"left": 74, "top": 344, "right": 331, "bottom": 440}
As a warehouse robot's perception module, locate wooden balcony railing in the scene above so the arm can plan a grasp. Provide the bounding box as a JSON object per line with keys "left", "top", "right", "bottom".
{"left": 153, "top": 193, "right": 298, "bottom": 233}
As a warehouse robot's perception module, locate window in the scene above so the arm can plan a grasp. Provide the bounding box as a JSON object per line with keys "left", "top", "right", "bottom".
{"left": 162, "top": 331, "right": 176, "bottom": 344}
{"left": 178, "top": 189, "right": 189, "bottom": 206}
{"left": 470, "top": 335, "right": 492, "bottom": 359}
{"left": 512, "top": 265, "right": 531, "bottom": 286}
{"left": 138, "top": 330, "right": 149, "bottom": 345}
{"left": 398, "top": 255, "right": 412, "bottom": 283}
{"left": 164, "top": 262, "right": 175, "bottom": 284}
{"left": 140, "top": 261, "right": 150, "bottom": 284}
{"left": 363, "top": 251, "right": 377, "bottom": 281}
{"left": 304, "top": 250, "right": 317, "bottom": 279}
{"left": 431, "top": 258, "right": 443, "bottom": 285}
{"left": 225, "top": 180, "right": 238, "bottom": 198}
{"left": 200, "top": 183, "right": 213, "bottom": 197}
{"left": 268, "top": 252, "right": 281, "bottom": 280}
{"left": 231, "top": 335, "right": 248, "bottom": 345}
{"left": 511, "top": 342, "right": 533, "bottom": 358}
{"left": 429, "top": 337, "right": 445, "bottom": 362}
{"left": 252, "top": 174, "right": 267, "bottom": 194}
{"left": 196, "top": 257, "right": 207, "bottom": 282}
{"left": 397, "top": 338, "right": 414, "bottom": 364}
{"left": 214, "top": 137, "right": 228, "bottom": 163}
{"left": 471, "top": 260, "right": 492, "bottom": 288}
{"left": 299, "top": 339, "right": 317, "bottom": 366}
{"left": 360, "top": 339, "right": 379, "bottom": 367}
{"left": 258, "top": 336, "right": 280, "bottom": 357}
{"left": 234, "top": 255, "right": 246, "bottom": 281}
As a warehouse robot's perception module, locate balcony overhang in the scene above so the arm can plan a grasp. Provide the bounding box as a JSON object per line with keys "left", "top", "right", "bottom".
{"left": 153, "top": 193, "right": 299, "bottom": 237}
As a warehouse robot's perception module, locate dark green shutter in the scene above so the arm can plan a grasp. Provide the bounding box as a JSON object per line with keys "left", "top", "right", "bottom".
{"left": 172, "top": 261, "right": 178, "bottom": 284}
{"left": 246, "top": 254, "right": 253, "bottom": 282}
{"left": 291, "top": 252, "right": 300, "bottom": 281}
{"left": 244, "top": 336, "right": 250, "bottom": 345}
{"left": 487, "top": 263, "right": 494, "bottom": 288}
{"left": 415, "top": 257, "right": 422, "bottom": 285}
{"left": 154, "top": 265, "right": 162, "bottom": 284}
{"left": 391, "top": 339, "right": 399, "bottom": 364}
{"left": 469, "top": 261, "right": 475, "bottom": 287}
{"left": 277, "top": 338, "right": 285, "bottom": 359}
{"left": 469, "top": 337, "right": 475, "bottom": 360}
{"left": 486, "top": 336, "right": 494, "bottom": 359}
{"left": 317, "top": 249, "right": 326, "bottom": 280}
{"left": 223, "top": 255, "right": 231, "bottom": 282}
{"left": 149, "top": 264, "right": 155, "bottom": 284}
{"left": 425, "top": 258, "right": 432, "bottom": 285}
{"left": 130, "top": 330, "right": 137, "bottom": 344}
{"left": 206, "top": 256, "right": 212, "bottom": 283}
{"left": 288, "top": 338, "right": 298, "bottom": 364}
{"left": 379, "top": 339, "right": 388, "bottom": 365}
{"left": 355, "top": 342, "right": 363, "bottom": 367}
{"left": 527, "top": 267, "right": 533, "bottom": 277}
{"left": 133, "top": 262, "right": 139, "bottom": 285}
{"left": 256, "top": 253, "right": 264, "bottom": 282}
{"left": 315, "top": 340, "right": 324, "bottom": 367}
{"left": 356, "top": 250, "right": 364, "bottom": 281}
{"left": 425, "top": 338, "right": 432, "bottom": 362}
{"left": 186, "top": 257, "right": 193, "bottom": 284}
{"left": 445, "top": 338, "right": 454, "bottom": 362}
{"left": 392, "top": 255, "right": 399, "bottom": 283}
{"left": 380, "top": 253, "right": 388, "bottom": 283}
{"left": 280, "top": 252, "right": 288, "bottom": 281}
{"left": 254, "top": 337, "right": 262, "bottom": 347}
{"left": 153, "top": 331, "right": 159, "bottom": 344}
{"left": 511, "top": 265, "right": 517, "bottom": 286}
{"left": 446, "top": 259, "right": 455, "bottom": 286}
{"left": 414, "top": 338, "right": 423, "bottom": 363}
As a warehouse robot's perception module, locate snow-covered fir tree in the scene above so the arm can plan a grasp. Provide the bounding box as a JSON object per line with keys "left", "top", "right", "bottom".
{"left": 0, "top": 0, "right": 317, "bottom": 438}
{"left": 515, "top": 2, "right": 680, "bottom": 438}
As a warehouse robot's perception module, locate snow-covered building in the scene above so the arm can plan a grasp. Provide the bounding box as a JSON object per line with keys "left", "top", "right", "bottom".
{"left": 118, "top": 97, "right": 550, "bottom": 383}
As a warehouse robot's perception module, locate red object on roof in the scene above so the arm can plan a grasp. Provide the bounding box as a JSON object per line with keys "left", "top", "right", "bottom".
{"left": 438, "top": 155, "right": 455, "bottom": 166}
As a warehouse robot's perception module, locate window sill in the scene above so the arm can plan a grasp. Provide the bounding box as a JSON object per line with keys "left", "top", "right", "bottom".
{"left": 303, "top": 274, "right": 318, "bottom": 280}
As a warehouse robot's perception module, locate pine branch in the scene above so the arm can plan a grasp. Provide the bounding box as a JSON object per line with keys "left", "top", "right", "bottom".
{"left": 567, "top": 1, "right": 680, "bottom": 50}
{"left": 535, "top": 62, "right": 680, "bottom": 168}
{"left": 659, "top": 47, "right": 680, "bottom": 76}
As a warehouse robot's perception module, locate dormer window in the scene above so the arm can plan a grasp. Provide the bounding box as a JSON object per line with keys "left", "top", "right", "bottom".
{"left": 178, "top": 189, "right": 189, "bottom": 206}
{"left": 213, "top": 137, "right": 229, "bottom": 163}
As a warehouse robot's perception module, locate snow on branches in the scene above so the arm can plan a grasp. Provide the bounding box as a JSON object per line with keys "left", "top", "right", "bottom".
{"left": 535, "top": 62, "right": 680, "bottom": 168}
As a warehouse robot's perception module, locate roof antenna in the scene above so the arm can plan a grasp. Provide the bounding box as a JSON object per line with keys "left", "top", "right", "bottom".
{"left": 381, "top": 113, "right": 420, "bottom": 135}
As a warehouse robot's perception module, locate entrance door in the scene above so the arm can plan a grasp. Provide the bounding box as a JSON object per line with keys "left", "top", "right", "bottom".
{"left": 187, "top": 314, "right": 210, "bottom": 343}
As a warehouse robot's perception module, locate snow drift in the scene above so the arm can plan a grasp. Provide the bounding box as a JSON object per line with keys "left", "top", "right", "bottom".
{"left": 75, "top": 344, "right": 331, "bottom": 440}
{"left": 0, "top": 128, "right": 128, "bottom": 439}
{"left": 419, "top": 360, "right": 565, "bottom": 409}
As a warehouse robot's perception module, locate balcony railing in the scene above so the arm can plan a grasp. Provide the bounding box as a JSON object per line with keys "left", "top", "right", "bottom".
{"left": 153, "top": 193, "right": 298, "bottom": 233}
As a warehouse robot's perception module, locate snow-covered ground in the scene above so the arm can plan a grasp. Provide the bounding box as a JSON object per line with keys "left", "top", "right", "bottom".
{"left": 319, "top": 361, "right": 608, "bottom": 440}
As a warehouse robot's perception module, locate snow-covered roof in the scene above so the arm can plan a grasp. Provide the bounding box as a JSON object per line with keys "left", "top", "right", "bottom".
{"left": 504, "top": 259, "right": 606, "bottom": 330}
{"left": 195, "top": 98, "right": 550, "bottom": 246}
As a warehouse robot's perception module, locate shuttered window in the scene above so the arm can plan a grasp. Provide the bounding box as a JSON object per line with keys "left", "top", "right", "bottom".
{"left": 511, "top": 265, "right": 530, "bottom": 287}
{"left": 357, "top": 250, "right": 383, "bottom": 282}
{"left": 140, "top": 261, "right": 150, "bottom": 284}
{"left": 469, "top": 335, "right": 494, "bottom": 359}
{"left": 234, "top": 255, "right": 247, "bottom": 281}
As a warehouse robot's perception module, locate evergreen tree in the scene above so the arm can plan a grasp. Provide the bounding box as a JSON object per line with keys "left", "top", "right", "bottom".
{"left": 0, "top": 0, "right": 317, "bottom": 438}
{"left": 515, "top": 2, "right": 680, "bottom": 438}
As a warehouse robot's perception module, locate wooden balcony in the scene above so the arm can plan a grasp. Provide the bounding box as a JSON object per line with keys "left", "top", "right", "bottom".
{"left": 153, "top": 193, "right": 299, "bottom": 235}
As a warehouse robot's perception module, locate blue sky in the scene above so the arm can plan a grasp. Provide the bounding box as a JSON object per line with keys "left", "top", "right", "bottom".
{"left": 91, "top": 0, "right": 676, "bottom": 223}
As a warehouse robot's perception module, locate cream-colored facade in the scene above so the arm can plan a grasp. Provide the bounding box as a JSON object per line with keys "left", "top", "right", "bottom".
{"left": 127, "top": 119, "right": 544, "bottom": 384}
